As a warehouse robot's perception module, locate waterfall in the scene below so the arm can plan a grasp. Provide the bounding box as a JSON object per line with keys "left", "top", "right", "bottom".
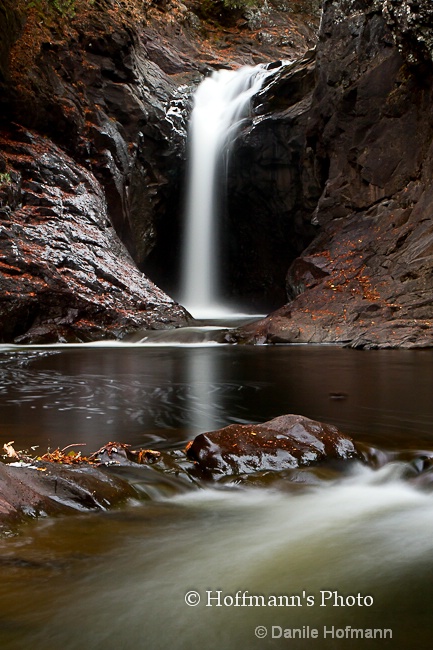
{"left": 179, "top": 64, "right": 273, "bottom": 319}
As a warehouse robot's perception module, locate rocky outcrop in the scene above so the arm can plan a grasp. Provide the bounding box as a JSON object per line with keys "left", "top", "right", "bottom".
{"left": 0, "top": 0, "right": 318, "bottom": 341}
{"left": 0, "top": 439, "right": 197, "bottom": 528}
{"left": 0, "top": 459, "right": 137, "bottom": 528}
{"left": 3, "top": 0, "right": 192, "bottom": 267}
{"left": 235, "top": 0, "right": 433, "bottom": 347}
{"left": 0, "top": 0, "right": 195, "bottom": 341}
{"left": 186, "top": 413, "right": 360, "bottom": 477}
{"left": 0, "top": 125, "right": 189, "bottom": 342}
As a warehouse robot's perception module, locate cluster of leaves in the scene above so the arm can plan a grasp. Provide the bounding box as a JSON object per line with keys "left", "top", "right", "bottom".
{"left": 2, "top": 440, "right": 161, "bottom": 466}
{"left": 2, "top": 441, "right": 96, "bottom": 464}
{"left": 0, "top": 172, "right": 11, "bottom": 187}
{"left": 222, "top": 0, "right": 260, "bottom": 8}
{"left": 26, "top": 0, "right": 77, "bottom": 18}
{"left": 198, "top": 0, "right": 263, "bottom": 26}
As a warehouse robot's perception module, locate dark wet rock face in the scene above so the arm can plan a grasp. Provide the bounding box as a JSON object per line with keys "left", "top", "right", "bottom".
{"left": 238, "top": 0, "right": 433, "bottom": 347}
{"left": 224, "top": 51, "right": 319, "bottom": 311}
{"left": 0, "top": 0, "right": 195, "bottom": 341}
{"left": 0, "top": 126, "right": 189, "bottom": 343}
{"left": 1, "top": 0, "right": 193, "bottom": 303}
{"left": 186, "top": 414, "right": 360, "bottom": 477}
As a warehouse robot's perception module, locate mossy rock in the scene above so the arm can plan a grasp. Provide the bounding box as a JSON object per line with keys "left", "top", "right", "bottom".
{"left": 195, "top": 0, "right": 262, "bottom": 27}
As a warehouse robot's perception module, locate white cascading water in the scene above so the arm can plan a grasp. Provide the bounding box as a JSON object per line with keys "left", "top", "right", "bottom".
{"left": 23, "top": 464, "right": 433, "bottom": 650}
{"left": 180, "top": 65, "right": 273, "bottom": 319}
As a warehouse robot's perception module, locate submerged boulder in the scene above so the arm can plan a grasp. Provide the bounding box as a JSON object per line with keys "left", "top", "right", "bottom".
{"left": 0, "top": 440, "right": 195, "bottom": 528}
{"left": 186, "top": 413, "right": 360, "bottom": 476}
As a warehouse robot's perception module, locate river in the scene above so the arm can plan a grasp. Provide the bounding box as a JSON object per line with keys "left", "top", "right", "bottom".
{"left": 1, "top": 332, "right": 433, "bottom": 649}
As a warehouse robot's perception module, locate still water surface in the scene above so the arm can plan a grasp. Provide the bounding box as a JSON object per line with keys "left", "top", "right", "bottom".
{"left": 1, "top": 343, "right": 433, "bottom": 451}
{"left": 1, "top": 338, "right": 433, "bottom": 649}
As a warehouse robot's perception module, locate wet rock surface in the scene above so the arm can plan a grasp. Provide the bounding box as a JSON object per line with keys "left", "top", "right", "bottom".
{"left": 0, "top": 438, "right": 199, "bottom": 528}
{"left": 0, "top": 0, "right": 200, "bottom": 342}
{"left": 186, "top": 413, "right": 361, "bottom": 477}
{"left": 3, "top": 412, "right": 433, "bottom": 527}
{"left": 0, "top": 125, "right": 189, "bottom": 343}
{"left": 234, "top": 0, "right": 433, "bottom": 346}
{"left": 225, "top": 51, "right": 318, "bottom": 311}
{"left": 0, "top": 460, "right": 137, "bottom": 527}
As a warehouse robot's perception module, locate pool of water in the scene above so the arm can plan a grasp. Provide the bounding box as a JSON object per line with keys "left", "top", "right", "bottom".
{"left": 1, "top": 343, "right": 433, "bottom": 453}
{"left": 1, "top": 337, "right": 433, "bottom": 649}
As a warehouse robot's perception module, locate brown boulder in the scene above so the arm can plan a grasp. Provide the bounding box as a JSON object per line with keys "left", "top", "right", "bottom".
{"left": 186, "top": 414, "right": 360, "bottom": 476}
{"left": 0, "top": 460, "right": 137, "bottom": 528}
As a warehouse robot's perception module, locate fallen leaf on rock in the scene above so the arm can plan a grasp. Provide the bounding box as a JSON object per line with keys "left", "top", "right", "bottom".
{"left": 2, "top": 441, "right": 19, "bottom": 459}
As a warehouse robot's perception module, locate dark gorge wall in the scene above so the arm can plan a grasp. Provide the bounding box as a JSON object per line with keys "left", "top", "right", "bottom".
{"left": 225, "top": 50, "right": 320, "bottom": 311}
{"left": 240, "top": 0, "right": 433, "bottom": 347}
{"left": 0, "top": 0, "right": 194, "bottom": 341}
{"left": 3, "top": 0, "right": 192, "bottom": 269}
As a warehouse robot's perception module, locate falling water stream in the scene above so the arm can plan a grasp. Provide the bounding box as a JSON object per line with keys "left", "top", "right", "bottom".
{"left": 180, "top": 65, "right": 274, "bottom": 318}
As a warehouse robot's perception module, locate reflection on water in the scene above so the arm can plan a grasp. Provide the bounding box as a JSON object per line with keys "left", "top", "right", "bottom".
{"left": 1, "top": 465, "right": 433, "bottom": 649}
{"left": 0, "top": 345, "right": 433, "bottom": 452}
{"left": 186, "top": 349, "right": 218, "bottom": 434}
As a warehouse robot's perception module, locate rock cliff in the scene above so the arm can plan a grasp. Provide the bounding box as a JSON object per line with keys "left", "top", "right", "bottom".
{"left": 0, "top": 0, "right": 317, "bottom": 342}
{"left": 238, "top": 0, "right": 433, "bottom": 347}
